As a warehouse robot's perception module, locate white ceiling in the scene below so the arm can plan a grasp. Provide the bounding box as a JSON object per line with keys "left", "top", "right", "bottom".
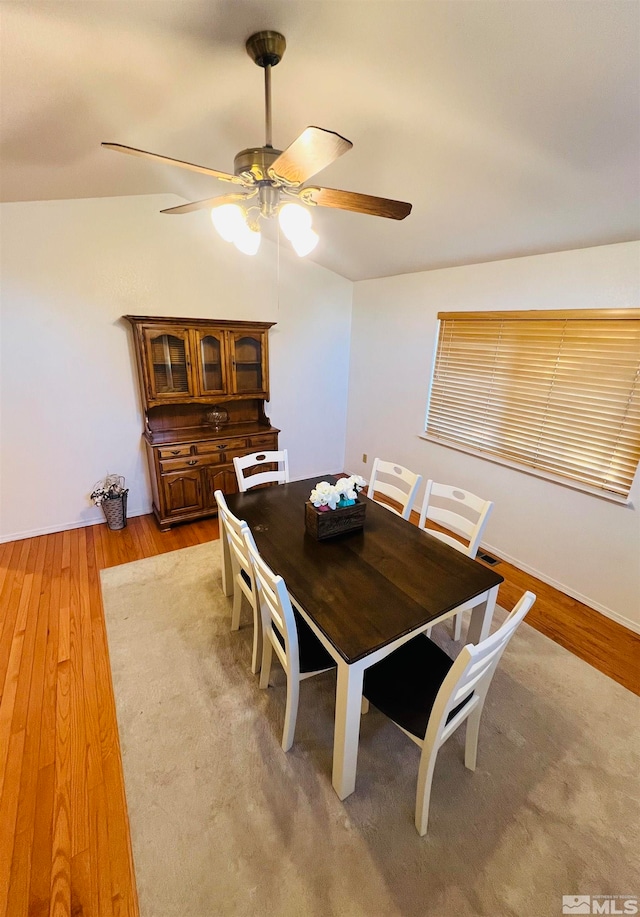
{"left": 1, "top": 1, "right": 638, "bottom": 281}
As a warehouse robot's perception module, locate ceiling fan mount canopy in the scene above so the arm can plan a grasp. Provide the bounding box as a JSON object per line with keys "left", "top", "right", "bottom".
{"left": 245, "top": 31, "right": 286, "bottom": 69}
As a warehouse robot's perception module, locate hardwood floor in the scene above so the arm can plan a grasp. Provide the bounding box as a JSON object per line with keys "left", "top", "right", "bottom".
{"left": 0, "top": 515, "right": 218, "bottom": 917}
{"left": 0, "top": 511, "right": 638, "bottom": 916}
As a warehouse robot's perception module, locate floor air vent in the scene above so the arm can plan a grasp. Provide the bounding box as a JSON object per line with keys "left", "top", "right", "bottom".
{"left": 477, "top": 551, "right": 500, "bottom": 566}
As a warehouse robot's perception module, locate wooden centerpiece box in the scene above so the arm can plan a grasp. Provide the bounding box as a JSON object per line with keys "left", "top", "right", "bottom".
{"left": 305, "top": 496, "right": 367, "bottom": 540}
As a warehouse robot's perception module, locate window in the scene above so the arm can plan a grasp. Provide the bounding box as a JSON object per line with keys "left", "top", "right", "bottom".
{"left": 424, "top": 309, "right": 640, "bottom": 500}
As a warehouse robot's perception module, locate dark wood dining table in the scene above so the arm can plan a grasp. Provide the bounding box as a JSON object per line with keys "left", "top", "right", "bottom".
{"left": 224, "top": 476, "right": 504, "bottom": 799}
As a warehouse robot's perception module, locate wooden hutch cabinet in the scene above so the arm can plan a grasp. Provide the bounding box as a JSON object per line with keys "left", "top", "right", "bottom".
{"left": 125, "top": 315, "right": 278, "bottom": 530}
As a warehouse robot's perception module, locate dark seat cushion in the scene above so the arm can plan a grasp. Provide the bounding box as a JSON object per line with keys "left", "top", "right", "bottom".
{"left": 273, "top": 610, "right": 336, "bottom": 674}
{"left": 363, "top": 636, "right": 473, "bottom": 739}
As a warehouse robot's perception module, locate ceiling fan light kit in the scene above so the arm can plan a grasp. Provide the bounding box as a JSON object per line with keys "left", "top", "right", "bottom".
{"left": 102, "top": 31, "right": 411, "bottom": 257}
{"left": 278, "top": 202, "right": 319, "bottom": 256}
{"left": 211, "top": 204, "right": 261, "bottom": 254}
{"left": 290, "top": 227, "right": 319, "bottom": 258}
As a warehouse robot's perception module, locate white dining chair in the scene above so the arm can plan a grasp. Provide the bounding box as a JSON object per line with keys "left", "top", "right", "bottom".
{"left": 368, "top": 458, "right": 422, "bottom": 520}
{"left": 233, "top": 449, "right": 290, "bottom": 492}
{"left": 245, "top": 537, "right": 336, "bottom": 751}
{"left": 418, "top": 480, "right": 494, "bottom": 641}
{"left": 363, "top": 590, "right": 536, "bottom": 835}
{"left": 214, "top": 490, "right": 262, "bottom": 675}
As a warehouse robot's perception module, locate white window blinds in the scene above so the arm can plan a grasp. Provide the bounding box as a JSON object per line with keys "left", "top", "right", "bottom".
{"left": 425, "top": 309, "right": 640, "bottom": 499}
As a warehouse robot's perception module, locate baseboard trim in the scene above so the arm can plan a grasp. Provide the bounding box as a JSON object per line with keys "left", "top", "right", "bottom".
{"left": 482, "top": 540, "right": 640, "bottom": 636}
{"left": 0, "top": 503, "right": 152, "bottom": 544}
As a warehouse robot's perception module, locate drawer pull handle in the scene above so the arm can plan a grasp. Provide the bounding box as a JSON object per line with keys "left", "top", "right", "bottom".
{"left": 217, "top": 444, "right": 227, "bottom": 450}
{"left": 187, "top": 459, "right": 198, "bottom": 466}
{"left": 170, "top": 450, "right": 181, "bottom": 455}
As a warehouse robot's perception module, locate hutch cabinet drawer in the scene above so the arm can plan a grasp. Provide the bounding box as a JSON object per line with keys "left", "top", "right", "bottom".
{"left": 248, "top": 434, "right": 278, "bottom": 449}
{"left": 159, "top": 457, "right": 200, "bottom": 473}
{"left": 158, "top": 445, "right": 194, "bottom": 459}
{"left": 159, "top": 454, "right": 222, "bottom": 473}
{"left": 222, "top": 446, "right": 256, "bottom": 463}
{"left": 195, "top": 438, "right": 248, "bottom": 455}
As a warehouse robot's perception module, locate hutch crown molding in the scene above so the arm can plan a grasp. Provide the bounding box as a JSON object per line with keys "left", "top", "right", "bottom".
{"left": 125, "top": 315, "right": 279, "bottom": 530}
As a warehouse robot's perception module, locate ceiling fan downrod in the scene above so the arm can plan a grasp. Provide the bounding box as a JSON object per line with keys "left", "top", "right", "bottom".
{"left": 264, "top": 64, "right": 272, "bottom": 148}
{"left": 246, "top": 31, "right": 286, "bottom": 149}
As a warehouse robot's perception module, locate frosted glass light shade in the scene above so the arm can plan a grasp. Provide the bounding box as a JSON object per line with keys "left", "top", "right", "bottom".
{"left": 278, "top": 203, "right": 312, "bottom": 241}
{"left": 211, "top": 199, "right": 313, "bottom": 257}
{"left": 211, "top": 204, "right": 246, "bottom": 242}
{"left": 291, "top": 229, "right": 319, "bottom": 257}
{"left": 233, "top": 225, "right": 261, "bottom": 255}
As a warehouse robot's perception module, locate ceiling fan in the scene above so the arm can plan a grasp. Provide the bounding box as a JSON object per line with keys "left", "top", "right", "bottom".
{"left": 102, "top": 31, "right": 412, "bottom": 255}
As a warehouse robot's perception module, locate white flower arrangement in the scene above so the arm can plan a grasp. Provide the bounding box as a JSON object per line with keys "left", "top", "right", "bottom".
{"left": 90, "top": 473, "right": 128, "bottom": 506}
{"left": 309, "top": 475, "right": 367, "bottom": 511}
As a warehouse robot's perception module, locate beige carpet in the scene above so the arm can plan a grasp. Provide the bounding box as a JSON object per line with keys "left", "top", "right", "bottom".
{"left": 101, "top": 542, "right": 639, "bottom": 917}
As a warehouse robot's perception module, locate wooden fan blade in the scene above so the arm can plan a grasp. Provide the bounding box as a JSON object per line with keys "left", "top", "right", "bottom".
{"left": 101, "top": 143, "right": 244, "bottom": 184}
{"left": 160, "top": 192, "right": 253, "bottom": 215}
{"left": 306, "top": 186, "right": 412, "bottom": 220}
{"left": 269, "top": 127, "right": 352, "bottom": 186}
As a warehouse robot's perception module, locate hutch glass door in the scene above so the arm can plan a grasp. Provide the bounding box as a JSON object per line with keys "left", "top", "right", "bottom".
{"left": 229, "top": 332, "right": 267, "bottom": 394}
{"left": 143, "top": 327, "right": 193, "bottom": 400}
{"left": 194, "top": 330, "right": 227, "bottom": 395}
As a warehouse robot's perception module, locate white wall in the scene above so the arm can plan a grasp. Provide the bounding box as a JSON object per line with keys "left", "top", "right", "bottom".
{"left": 0, "top": 195, "right": 352, "bottom": 539}
{"left": 2, "top": 202, "right": 638, "bottom": 632}
{"left": 344, "top": 242, "right": 640, "bottom": 631}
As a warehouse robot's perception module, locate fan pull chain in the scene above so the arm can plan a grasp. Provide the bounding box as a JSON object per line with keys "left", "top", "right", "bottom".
{"left": 276, "top": 219, "right": 281, "bottom": 318}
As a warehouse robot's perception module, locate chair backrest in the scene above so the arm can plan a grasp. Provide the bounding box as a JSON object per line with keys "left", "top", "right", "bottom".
{"left": 368, "top": 458, "right": 423, "bottom": 520}
{"left": 245, "top": 537, "right": 300, "bottom": 680}
{"left": 427, "top": 591, "right": 536, "bottom": 748}
{"left": 233, "top": 449, "right": 290, "bottom": 493}
{"left": 418, "top": 480, "right": 493, "bottom": 558}
{"left": 214, "top": 489, "right": 255, "bottom": 587}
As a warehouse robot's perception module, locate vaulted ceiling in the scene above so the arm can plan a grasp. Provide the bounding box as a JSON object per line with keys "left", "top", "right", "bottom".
{"left": 1, "top": 1, "right": 638, "bottom": 281}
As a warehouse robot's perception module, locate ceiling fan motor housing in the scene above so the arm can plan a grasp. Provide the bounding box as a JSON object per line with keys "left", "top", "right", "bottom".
{"left": 234, "top": 146, "right": 282, "bottom": 181}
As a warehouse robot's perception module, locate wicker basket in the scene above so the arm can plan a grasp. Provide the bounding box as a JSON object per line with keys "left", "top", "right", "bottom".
{"left": 101, "top": 492, "right": 128, "bottom": 531}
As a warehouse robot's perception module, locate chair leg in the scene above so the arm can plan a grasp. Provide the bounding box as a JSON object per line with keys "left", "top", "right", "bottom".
{"left": 464, "top": 704, "right": 484, "bottom": 771}
{"left": 281, "top": 674, "right": 300, "bottom": 752}
{"left": 361, "top": 697, "right": 370, "bottom": 715}
{"left": 231, "top": 584, "right": 242, "bottom": 631}
{"left": 259, "top": 637, "right": 273, "bottom": 689}
{"left": 452, "top": 613, "right": 462, "bottom": 641}
{"left": 415, "top": 739, "right": 439, "bottom": 837}
{"left": 250, "top": 599, "right": 262, "bottom": 676}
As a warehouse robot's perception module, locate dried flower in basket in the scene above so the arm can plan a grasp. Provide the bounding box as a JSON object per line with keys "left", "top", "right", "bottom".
{"left": 90, "top": 473, "right": 128, "bottom": 506}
